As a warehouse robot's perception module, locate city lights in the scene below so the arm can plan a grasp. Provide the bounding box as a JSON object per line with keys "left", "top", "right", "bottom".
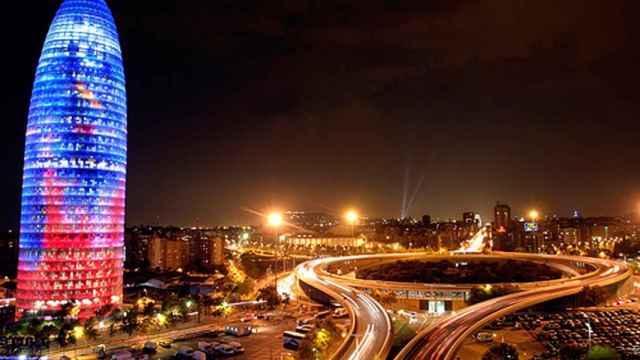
{"left": 1, "top": 1, "right": 638, "bottom": 359}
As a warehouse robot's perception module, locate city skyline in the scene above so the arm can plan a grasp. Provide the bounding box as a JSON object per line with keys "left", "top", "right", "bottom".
{"left": 0, "top": 2, "right": 638, "bottom": 359}
{"left": 2, "top": 1, "right": 640, "bottom": 228}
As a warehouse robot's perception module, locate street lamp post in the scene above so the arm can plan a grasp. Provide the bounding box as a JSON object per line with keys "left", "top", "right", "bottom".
{"left": 529, "top": 209, "right": 540, "bottom": 252}
{"left": 267, "top": 212, "right": 283, "bottom": 298}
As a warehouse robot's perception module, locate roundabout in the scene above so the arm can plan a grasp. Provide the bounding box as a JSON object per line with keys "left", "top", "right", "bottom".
{"left": 294, "top": 252, "right": 632, "bottom": 360}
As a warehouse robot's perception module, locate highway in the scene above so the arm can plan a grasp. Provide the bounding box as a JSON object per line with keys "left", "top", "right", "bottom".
{"left": 395, "top": 254, "right": 632, "bottom": 360}
{"left": 295, "top": 259, "right": 393, "bottom": 360}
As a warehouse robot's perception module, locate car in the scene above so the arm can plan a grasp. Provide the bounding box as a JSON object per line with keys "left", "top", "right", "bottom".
{"left": 283, "top": 337, "right": 301, "bottom": 351}
{"left": 241, "top": 313, "right": 256, "bottom": 322}
{"left": 110, "top": 350, "right": 134, "bottom": 360}
{"left": 297, "top": 317, "right": 315, "bottom": 326}
{"left": 296, "top": 325, "right": 315, "bottom": 333}
{"left": 225, "top": 324, "right": 252, "bottom": 337}
{"left": 228, "top": 341, "right": 245, "bottom": 353}
{"left": 214, "top": 344, "right": 236, "bottom": 356}
{"left": 192, "top": 350, "right": 207, "bottom": 360}
{"left": 399, "top": 310, "right": 418, "bottom": 318}
{"left": 177, "top": 348, "right": 195, "bottom": 357}
{"left": 476, "top": 332, "right": 495, "bottom": 343}
{"left": 333, "top": 308, "right": 349, "bottom": 319}
{"left": 143, "top": 342, "right": 157, "bottom": 353}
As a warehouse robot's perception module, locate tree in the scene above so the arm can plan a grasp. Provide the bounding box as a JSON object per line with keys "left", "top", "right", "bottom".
{"left": 560, "top": 344, "right": 587, "bottom": 360}
{"left": 256, "top": 285, "right": 281, "bottom": 308}
{"left": 235, "top": 277, "right": 255, "bottom": 297}
{"left": 56, "top": 320, "right": 79, "bottom": 348}
{"left": 142, "top": 302, "right": 155, "bottom": 317}
{"left": 581, "top": 286, "right": 609, "bottom": 306}
{"left": 587, "top": 346, "right": 620, "bottom": 360}
{"left": 370, "top": 289, "right": 398, "bottom": 306}
{"left": 482, "top": 343, "right": 519, "bottom": 360}
{"left": 56, "top": 302, "right": 75, "bottom": 319}
{"left": 83, "top": 317, "right": 99, "bottom": 340}
{"left": 296, "top": 339, "right": 315, "bottom": 360}
{"left": 95, "top": 304, "right": 114, "bottom": 319}
{"left": 468, "top": 285, "right": 520, "bottom": 305}
{"left": 121, "top": 309, "right": 140, "bottom": 336}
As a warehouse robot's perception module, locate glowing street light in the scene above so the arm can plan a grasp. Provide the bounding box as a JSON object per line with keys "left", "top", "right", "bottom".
{"left": 529, "top": 209, "right": 540, "bottom": 221}
{"left": 345, "top": 209, "right": 359, "bottom": 237}
{"left": 267, "top": 212, "right": 283, "bottom": 228}
{"left": 345, "top": 210, "right": 359, "bottom": 225}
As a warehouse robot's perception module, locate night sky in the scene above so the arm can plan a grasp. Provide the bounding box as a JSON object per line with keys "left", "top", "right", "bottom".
{"left": 2, "top": 0, "right": 640, "bottom": 228}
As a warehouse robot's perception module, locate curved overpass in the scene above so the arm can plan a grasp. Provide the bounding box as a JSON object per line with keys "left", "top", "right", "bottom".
{"left": 296, "top": 259, "right": 393, "bottom": 360}
{"left": 319, "top": 252, "right": 593, "bottom": 292}
{"left": 395, "top": 254, "right": 632, "bottom": 360}
{"left": 296, "top": 253, "right": 631, "bottom": 360}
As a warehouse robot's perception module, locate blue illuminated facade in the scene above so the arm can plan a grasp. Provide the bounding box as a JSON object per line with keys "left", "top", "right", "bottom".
{"left": 16, "top": 0, "right": 127, "bottom": 318}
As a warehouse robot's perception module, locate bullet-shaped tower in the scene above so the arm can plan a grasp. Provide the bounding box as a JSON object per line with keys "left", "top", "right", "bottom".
{"left": 16, "top": 0, "right": 127, "bottom": 319}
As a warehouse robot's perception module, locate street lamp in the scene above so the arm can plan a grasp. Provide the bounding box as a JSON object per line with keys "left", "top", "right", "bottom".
{"left": 529, "top": 209, "right": 540, "bottom": 252}
{"left": 345, "top": 209, "right": 359, "bottom": 237}
{"left": 267, "top": 211, "right": 283, "bottom": 297}
{"left": 528, "top": 209, "right": 540, "bottom": 222}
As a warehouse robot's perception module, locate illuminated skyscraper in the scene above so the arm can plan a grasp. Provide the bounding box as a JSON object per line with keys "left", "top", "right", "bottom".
{"left": 16, "top": 0, "right": 127, "bottom": 319}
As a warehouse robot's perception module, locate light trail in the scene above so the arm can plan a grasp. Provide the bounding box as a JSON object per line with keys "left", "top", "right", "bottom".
{"left": 455, "top": 228, "right": 487, "bottom": 253}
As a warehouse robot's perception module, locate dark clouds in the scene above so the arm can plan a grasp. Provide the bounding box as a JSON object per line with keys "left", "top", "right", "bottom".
{"left": 1, "top": 0, "right": 640, "bottom": 228}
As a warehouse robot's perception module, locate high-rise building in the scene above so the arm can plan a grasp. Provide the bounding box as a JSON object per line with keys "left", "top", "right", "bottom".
{"left": 148, "top": 237, "right": 187, "bottom": 271}
{"left": 16, "top": 0, "right": 127, "bottom": 319}
{"left": 463, "top": 212, "right": 475, "bottom": 225}
{"left": 211, "top": 237, "right": 225, "bottom": 266}
{"left": 187, "top": 233, "right": 225, "bottom": 271}
{"left": 494, "top": 203, "right": 511, "bottom": 232}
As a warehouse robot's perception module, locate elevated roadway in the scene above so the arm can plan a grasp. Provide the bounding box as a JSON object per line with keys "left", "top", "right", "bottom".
{"left": 296, "top": 259, "right": 393, "bottom": 360}
{"left": 395, "top": 254, "right": 632, "bottom": 360}
{"left": 295, "top": 252, "right": 631, "bottom": 360}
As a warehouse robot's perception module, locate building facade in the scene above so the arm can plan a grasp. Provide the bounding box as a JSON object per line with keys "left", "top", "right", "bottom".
{"left": 16, "top": 0, "right": 127, "bottom": 318}
{"left": 148, "top": 237, "right": 187, "bottom": 271}
{"left": 494, "top": 203, "right": 511, "bottom": 232}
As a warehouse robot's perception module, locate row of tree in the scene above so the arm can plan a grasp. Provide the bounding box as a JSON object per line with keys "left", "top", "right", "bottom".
{"left": 358, "top": 259, "right": 563, "bottom": 284}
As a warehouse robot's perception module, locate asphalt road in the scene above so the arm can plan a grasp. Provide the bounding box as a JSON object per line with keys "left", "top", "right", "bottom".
{"left": 152, "top": 318, "right": 297, "bottom": 360}
{"left": 295, "top": 259, "right": 393, "bottom": 360}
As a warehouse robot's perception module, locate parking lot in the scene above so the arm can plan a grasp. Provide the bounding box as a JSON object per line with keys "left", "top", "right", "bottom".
{"left": 534, "top": 309, "right": 640, "bottom": 359}
{"left": 150, "top": 318, "right": 297, "bottom": 360}
{"left": 457, "top": 309, "right": 640, "bottom": 359}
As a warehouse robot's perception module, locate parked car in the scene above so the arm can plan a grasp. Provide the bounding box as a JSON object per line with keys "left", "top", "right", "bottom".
{"left": 476, "top": 332, "right": 495, "bottom": 343}
{"left": 225, "top": 324, "right": 252, "bottom": 337}
{"left": 214, "top": 344, "right": 236, "bottom": 356}
{"left": 143, "top": 342, "right": 157, "bottom": 353}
